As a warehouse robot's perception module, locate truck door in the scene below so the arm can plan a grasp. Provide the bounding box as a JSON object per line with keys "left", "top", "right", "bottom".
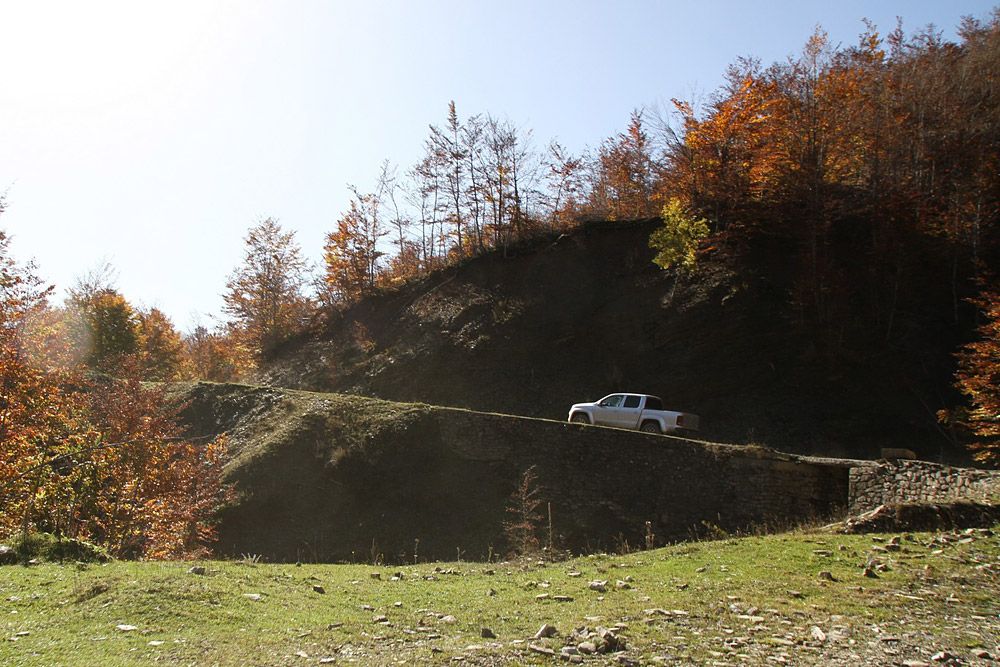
{"left": 619, "top": 394, "right": 643, "bottom": 428}
{"left": 594, "top": 394, "right": 625, "bottom": 426}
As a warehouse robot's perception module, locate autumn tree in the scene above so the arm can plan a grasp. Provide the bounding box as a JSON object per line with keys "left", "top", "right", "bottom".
{"left": 592, "top": 110, "right": 657, "bottom": 220}
{"left": 223, "top": 218, "right": 311, "bottom": 360}
{"left": 0, "top": 229, "right": 229, "bottom": 558}
{"left": 65, "top": 279, "right": 141, "bottom": 371}
{"left": 136, "top": 308, "right": 185, "bottom": 380}
{"left": 952, "top": 287, "right": 1000, "bottom": 464}
{"left": 321, "top": 189, "right": 388, "bottom": 304}
{"left": 183, "top": 324, "right": 252, "bottom": 382}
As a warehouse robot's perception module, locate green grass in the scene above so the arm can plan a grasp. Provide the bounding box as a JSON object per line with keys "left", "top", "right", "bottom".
{"left": 2, "top": 527, "right": 998, "bottom": 666}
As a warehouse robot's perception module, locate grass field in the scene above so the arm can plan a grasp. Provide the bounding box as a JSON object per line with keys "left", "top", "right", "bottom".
{"left": 2, "top": 527, "right": 998, "bottom": 666}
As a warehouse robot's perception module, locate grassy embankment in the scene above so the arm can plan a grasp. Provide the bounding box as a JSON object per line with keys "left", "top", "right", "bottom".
{"left": 2, "top": 526, "right": 998, "bottom": 666}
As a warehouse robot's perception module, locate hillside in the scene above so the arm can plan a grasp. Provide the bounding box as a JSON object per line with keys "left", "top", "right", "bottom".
{"left": 170, "top": 381, "right": 862, "bottom": 563}
{"left": 261, "top": 220, "right": 970, "bottom": 460}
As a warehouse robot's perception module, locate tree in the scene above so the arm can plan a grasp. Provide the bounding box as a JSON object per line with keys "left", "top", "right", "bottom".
{"left": 650, "top": 199, "right": 710, "bottom": 271}
{"left": 952, "top": 287, "right": 1000, "bottom": 464}
{"left": 65, "top": 270, "right": 141, "bottom": 370}
{"left": 593, "top": 110, "right": 657, "bottom": 220}
{"left": 223, "top": 218, "right": 311, "bottom": 360}
{"left": 184, "top": 325, "right": 252, "bottom": 382}
{"left": 322, "top": 191, "right": 388, "bottom": 304}
{"left": 137, "top": 308, "right": 185, "bottom": 381}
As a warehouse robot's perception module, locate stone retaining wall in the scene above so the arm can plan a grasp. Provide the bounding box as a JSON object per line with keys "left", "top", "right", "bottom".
{"left": 848, "top": 460, "right": 1000, "bottom": 514}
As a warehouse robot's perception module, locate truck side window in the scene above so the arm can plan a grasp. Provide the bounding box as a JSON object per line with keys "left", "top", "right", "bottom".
{"left": 599, "top": 395, "right": 624, "bottom": 407}
{"left": 623, "top": 395, "right": 641, "bottom": 409}
{"left": 644, "top": 396, "right": 664, "bottom": 411}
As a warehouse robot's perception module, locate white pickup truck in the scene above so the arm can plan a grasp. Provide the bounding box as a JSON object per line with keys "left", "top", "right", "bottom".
{"left": 568, "top": 393, "right": 699, "bottom": 434}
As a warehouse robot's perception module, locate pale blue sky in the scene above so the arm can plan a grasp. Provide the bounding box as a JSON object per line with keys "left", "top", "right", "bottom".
{"left": 1, "top": 1, "right": 995, "bottom": 331}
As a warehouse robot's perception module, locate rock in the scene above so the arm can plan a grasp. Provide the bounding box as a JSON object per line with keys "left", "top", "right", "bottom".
{"left": 312, "top": 585, "right": 326, "bottom": 594}
{"left": 529, "top": 643, "right": 555, "bottom": 656}
{"left": 487, "top": 588, "right": 496, "bottom": 597}
{"left": 243, "top": 593, "right": 262, "bottom": 601}
{"left": 116, "top": 624, "right": 138, "bottom": 632}
{"left": 148, "top": 640, "right": 164, "bottom": 646}
{"left": 812, "top": 549, "right": 832, "bottom": 557}
{"left": 972, "top": 649, "right": 992, "bottom": 659}
{"left": 553, "top": 595, "right": 574, "bottom": 602}
{"left": 187, "top": 566, "right": 206, "bottom": 576}
{"left": 533, "top": 623, "right": 558, "bottom": 639}
{"left": 535, "top": 593, "right": 550, "bottom": 601}
{"left": 901, "top": 661, "right": 931, "bottom": 667}
{"left": 577, "top": 641, "right": 598, "bottom": 655}
{"left": 818, "top": 571, "right": 837, "bottom": 582}
{"left": 810, "top": 626, "right": 827, "bottom": 643}
{"left": 480, "top": 627, "right": 496, "bottom": 639}
{"left": 0, "top": 546, "right": 15, "bottom": 565}
{"left": 294, "top": 650, "right": 309, "bottom": 658}
{"left": 372, "top": 615, "right": 389, "bottom": 623}
{"left": 589, "top": 580, "right": 608, "bottom": 592}
{"left": 370, "top": 572, "right": 381, "bottom": 580}
{"left": 361, "top": 604, "right": 374, "bottom": 611}
{"left": 441, "top": 615, "right": 458, "bottom": 624}
{"left": 615, "top": 580, "right": 631, "bottom": 590}
{"left": 320, "top": 659, "right": 336, "bottom": 664}
{"left": 787, "top": 590, "right": 804, "bottom": 599}
{"left": 863, "top": 566, "right": 879, "bottom": 578}
{"left": 931, "top": 651, "right": 957, "bottom": 662}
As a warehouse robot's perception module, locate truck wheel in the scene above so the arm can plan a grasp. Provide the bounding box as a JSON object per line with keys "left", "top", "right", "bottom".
{"left": 640, "top": 421, "right": 661, "bottom": 434}
{"left": 571, "top": 413, "right": 590, "bottom": 424}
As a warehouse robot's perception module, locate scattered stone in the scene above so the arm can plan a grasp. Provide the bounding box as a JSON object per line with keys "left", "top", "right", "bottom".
{"left": 294, "top": 650, "right": 309, "bottom": 658}
{"left": 320, "top": 659, "right": 336, "bottom": 665}
{"left": 393, "top": 601, "right": 402, "bottom": 608}
{"left": 901, "top": 661, "right": 931, "bottom": 667}
{"left": 615, "top": 580, "right": 631, "bottom": 590}
{"left": 312, "top": 585, "right": 326, "bottom": 594}
{"left": 361, "top": 604, "right": 374, "bottom": 611}
{"left": 187, "top": 566, "right": 206, "bottom": 575}
{"left": 567, "top": 571, "right": 582, "bottom": 578}
{"left": 863, "top": 566, "right": 879, "bottom": 578}
{"left": 787, "top": 590, "right": 804, "bottom": 599}
{"left": 327, "top": 622, "right": 343, "bottom": 630}
{"left": 534, "top": 623, "right": 558, "bottom": 639}
{"left": 487, "top": 588, "right": 496, "bottom": 597}
{"left": 589, "top": 580, "right": 608, "bottom": 592}
{"left": 529, "top": 644, "right": 555, "bottom": 656}
{"left": 148, "top": 640, "right": 164, "bottom": 646}
{"left": 810, "top": 626, "right": 827, "bottom": 643}
{"left": 813, "top": 549, "right": 832, "bottom": 557}
{"left": 554, "top": 595, "right": 574, "bottom": 602}
{"left": 535, "top": 593, "right": 551, "bottom": 601}
{"left": 14, "top": 631, "right": 30, "bottom": 637}
{"left": 243, "top": 593, "right": 263, "bottom": 601}
{"left": 695, "top": 566, "right": 708, "bottom": 573}
{"left": 441, "top": 615, "right": 458, "bottom": 624}
{"left": 577, "top": 641, "right": 597, "bottom": 655}
{"left": 115, "top": 625, "right": 138, "bottom": 632}
{"left": 973, "top": 649, "right": 992, "bottom": 659}
{"left": 931, "top": 651, "right": 957, "bottom": 662}
{"left": 480, "top": 628, "right": 496, "bottom": 639}
{"left": 818, "top": 571, "right": 837, "bottom": 582}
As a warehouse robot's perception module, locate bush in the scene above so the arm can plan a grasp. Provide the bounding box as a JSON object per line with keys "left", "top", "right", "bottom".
{"left": 8, "top": 533, "right": 110, "bottom": 564}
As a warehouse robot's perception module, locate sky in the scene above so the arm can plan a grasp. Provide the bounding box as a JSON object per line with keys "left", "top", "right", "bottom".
{"left": 1, "top": 0, "right": 996, "bottom": 332}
